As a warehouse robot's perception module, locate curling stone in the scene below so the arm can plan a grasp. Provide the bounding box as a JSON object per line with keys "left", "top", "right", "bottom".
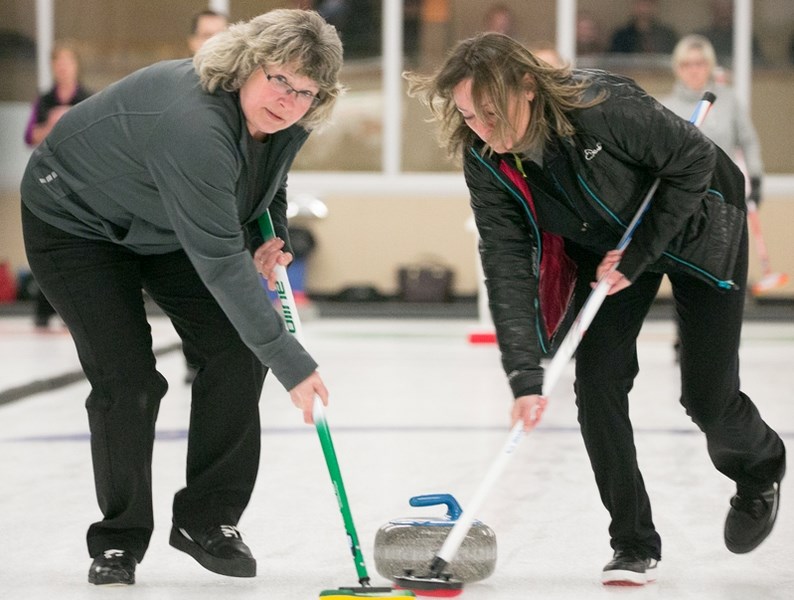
{"left": 373, "top": 493, "right": 497, "bottom": 583}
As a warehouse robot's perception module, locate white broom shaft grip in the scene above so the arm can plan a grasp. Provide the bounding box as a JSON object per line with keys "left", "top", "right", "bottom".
{"left": 273, "top": 263, "right": 305, "bottom": 344}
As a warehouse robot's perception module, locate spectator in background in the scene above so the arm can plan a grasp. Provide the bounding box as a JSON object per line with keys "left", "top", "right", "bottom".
{"left": 609, "top": 0, "right": 678, "bottom": 55}
{"left": 660, "top": 34, "right": 764, "bottom": 361}
{"left": 316, "top": 0, "right": 351, "bottom": 31}
{"left": 188, "top": 10, "right": 228, "bottom": 56}
{"left": 24, "top": 41, "right": 90, "bottom": 149}
{"left": 576, "top": 11, "right": 606, "bottom": 57}
{"left": 403, "top": 0, "right": 422, "bottom": 64}
{"left": 661, "top": 34, "right": 763, "bottom": 199}
{"left": 24, "top": 40, "right": 92, "bottom": 329}
{"left": 482, "top": 3, "right": 516, "bottom": 37}
{"left": 696, "top": 0, "right": 764, "bottom": 66}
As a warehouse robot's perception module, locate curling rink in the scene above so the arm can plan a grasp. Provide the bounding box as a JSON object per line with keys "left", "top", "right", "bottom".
{"left": 0, "top": 312, "right": 792, "bottom": 599}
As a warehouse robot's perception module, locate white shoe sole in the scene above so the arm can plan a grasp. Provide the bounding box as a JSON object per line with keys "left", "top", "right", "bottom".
{"left": 602, "top": 564, "right": 658, "bottom": 586}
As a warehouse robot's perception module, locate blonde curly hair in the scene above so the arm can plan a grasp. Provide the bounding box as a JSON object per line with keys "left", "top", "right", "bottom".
{"left": 194, "top": 9, "right": 344, "bottom": 130}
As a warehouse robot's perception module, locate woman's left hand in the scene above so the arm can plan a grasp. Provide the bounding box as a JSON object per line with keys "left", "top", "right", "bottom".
{"left": 593, "top": 249, "right": 632, "bottom": 295}
{"left": 253, "top": 237, "right": 293, "bottom": 291}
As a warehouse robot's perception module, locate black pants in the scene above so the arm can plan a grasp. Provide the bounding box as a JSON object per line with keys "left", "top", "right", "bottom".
{"left": 22, "top": 204, "right": 266, "bottom": 562}
{"left": 570, "top": 226, "right": 785, "bottom": 560}
{"left": 34, "top": 288, "right": 58, "bottom": 326}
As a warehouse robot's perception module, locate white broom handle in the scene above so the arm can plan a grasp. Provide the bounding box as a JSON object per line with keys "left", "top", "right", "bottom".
{"left": 436, "top": 420, "right": 524, "bottom": 563}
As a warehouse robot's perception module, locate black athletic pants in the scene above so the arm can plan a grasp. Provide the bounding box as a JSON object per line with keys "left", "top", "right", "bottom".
{"left": 22, "top": 204, "right": 266, "bottom": 562}
{"left": 570, "top": 225, "right": 786, "bottom": 560}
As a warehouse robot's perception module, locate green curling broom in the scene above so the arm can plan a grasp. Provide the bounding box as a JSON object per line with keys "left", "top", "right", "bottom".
{"left": 258, "top": 211, "right": 414, "bottom": 600}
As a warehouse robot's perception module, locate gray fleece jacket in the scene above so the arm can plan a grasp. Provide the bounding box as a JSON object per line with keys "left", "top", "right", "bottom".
{"left": 21, "top": 59, "right": 317, "bottom": 390}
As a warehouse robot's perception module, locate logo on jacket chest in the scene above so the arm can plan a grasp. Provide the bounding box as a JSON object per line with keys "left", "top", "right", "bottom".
{"left": 584, "top": 142, "right": 602, "bottom": 161}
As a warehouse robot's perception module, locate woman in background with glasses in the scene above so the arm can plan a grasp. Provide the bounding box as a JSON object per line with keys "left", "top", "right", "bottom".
{"left": 20, "top": 9, "right": 342, "bottom": 586}
{"left": 660, "top": 34, "right": 764, "bottom": 361}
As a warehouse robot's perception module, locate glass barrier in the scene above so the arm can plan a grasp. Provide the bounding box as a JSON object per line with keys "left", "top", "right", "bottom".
{"left": 1, "top": 0, "right": 793, "bottom": 173}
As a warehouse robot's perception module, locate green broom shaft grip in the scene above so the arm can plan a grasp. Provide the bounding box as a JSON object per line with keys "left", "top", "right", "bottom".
{"left": 257, "top": 210, "right": 277, "bottom": 240}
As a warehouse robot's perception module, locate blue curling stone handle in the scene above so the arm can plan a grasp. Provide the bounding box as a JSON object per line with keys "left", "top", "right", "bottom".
{"left": 408, "top": 493, "right": 462, "bottom": 520}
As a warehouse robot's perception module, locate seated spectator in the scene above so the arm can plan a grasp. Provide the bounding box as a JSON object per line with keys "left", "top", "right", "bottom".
{"left": 482, "top": 3, "right": 516, "bottom": 37}
{"left": 609, "top": 0, "right": 678, "bottom": 54}
{"left": 315, "top": 0, "right": 351, "bottom": 32}
{"left": 696, "top": 0, "right": 764, "bottom": 66}
{"left": 576, "top": 11, "right": 606, "bottom": 57}
{"left": 188, "top": 10, "right": 228, "bottom": 56}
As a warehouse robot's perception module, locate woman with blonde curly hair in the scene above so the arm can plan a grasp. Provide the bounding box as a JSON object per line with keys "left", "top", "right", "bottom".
{"left": 21, "top": 9, "right": 342, "bottom": 586}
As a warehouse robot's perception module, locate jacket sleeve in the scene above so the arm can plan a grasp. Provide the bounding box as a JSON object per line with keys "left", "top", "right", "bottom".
{"left": 464, "top": 151, "right": 544, "bottom": 398}
{"left": 583, "top": 89, "right": 717, "bottom": 281}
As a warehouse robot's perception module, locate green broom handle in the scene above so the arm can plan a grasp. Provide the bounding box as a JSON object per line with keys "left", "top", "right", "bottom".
{"left": 257, "top": 210, "right": 371, "bottom": 586}
{"left": 313, "top": 402, "right": 370, "bottom": 585}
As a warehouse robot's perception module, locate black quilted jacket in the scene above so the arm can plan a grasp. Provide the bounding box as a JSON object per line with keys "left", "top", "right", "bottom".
{"left": 462, "top": 69, "right": 746, "bottom": 398}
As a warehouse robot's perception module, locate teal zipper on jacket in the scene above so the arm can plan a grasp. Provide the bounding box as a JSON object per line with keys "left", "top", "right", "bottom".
{"left": 576, "top": 175, "right": 736, "bottom": 289}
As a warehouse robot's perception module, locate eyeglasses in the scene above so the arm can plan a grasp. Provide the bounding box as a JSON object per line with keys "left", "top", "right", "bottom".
{"left": 261, "top": 67, "right": 320, "bottom": 106}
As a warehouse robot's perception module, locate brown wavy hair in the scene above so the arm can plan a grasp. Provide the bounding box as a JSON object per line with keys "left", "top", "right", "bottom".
{"left": 405, "top": 32, "right": 605, "bottom": 157}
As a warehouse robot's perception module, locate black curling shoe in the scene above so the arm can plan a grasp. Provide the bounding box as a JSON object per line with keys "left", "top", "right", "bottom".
{"left": 725, "top": 482, "right": 781, "bottom": 554}
{"left": 601, "top": 549, "right": 658, "bottom": 586}
{"left": 170, "top": 524, "right": 256, "bottom": 577}
{"left": 88, "top": 549, "right": 137, "bottom": 585}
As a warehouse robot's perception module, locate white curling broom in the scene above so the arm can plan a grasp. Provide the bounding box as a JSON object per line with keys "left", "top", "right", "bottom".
{"left": 747, "top": 200, "right": 789, "bottom": 296}
{"left": 257, "top": 211, "right": 414, "bottom": 600}
{"left": 394, "top": 93, "right": 717, "bottom": 597}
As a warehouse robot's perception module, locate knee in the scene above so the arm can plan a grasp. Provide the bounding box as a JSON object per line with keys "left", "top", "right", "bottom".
{"left": 86, "top": 370, "right": 168, "bottom": 413}
{"left": 575, "top": 360, "right": 638, "bottom": 398}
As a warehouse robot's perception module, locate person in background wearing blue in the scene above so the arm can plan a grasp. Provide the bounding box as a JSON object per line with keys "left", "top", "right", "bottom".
{"left": 20, "top": 9, "right": 342, "bottom": 586}
{"left": 405, "top": 31, "right": 785, "bottom": 587}
{"left": 23, "top": 40, "right": 91, "bottom": 328}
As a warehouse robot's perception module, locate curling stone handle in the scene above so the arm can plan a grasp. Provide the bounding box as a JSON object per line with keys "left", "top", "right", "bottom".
{"left": 409, "top": 494, "right": 463, "bottom": 520}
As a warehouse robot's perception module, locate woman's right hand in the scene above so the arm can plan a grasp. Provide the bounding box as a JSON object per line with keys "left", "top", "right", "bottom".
{"left": 289, "top": 371, "right": 329, "bottom": 424}
{"left": 511, "top": 394, "right": 548, "bottom": 431}
{"left": 253, "top": 237, "right": 294, "bottom": 291}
